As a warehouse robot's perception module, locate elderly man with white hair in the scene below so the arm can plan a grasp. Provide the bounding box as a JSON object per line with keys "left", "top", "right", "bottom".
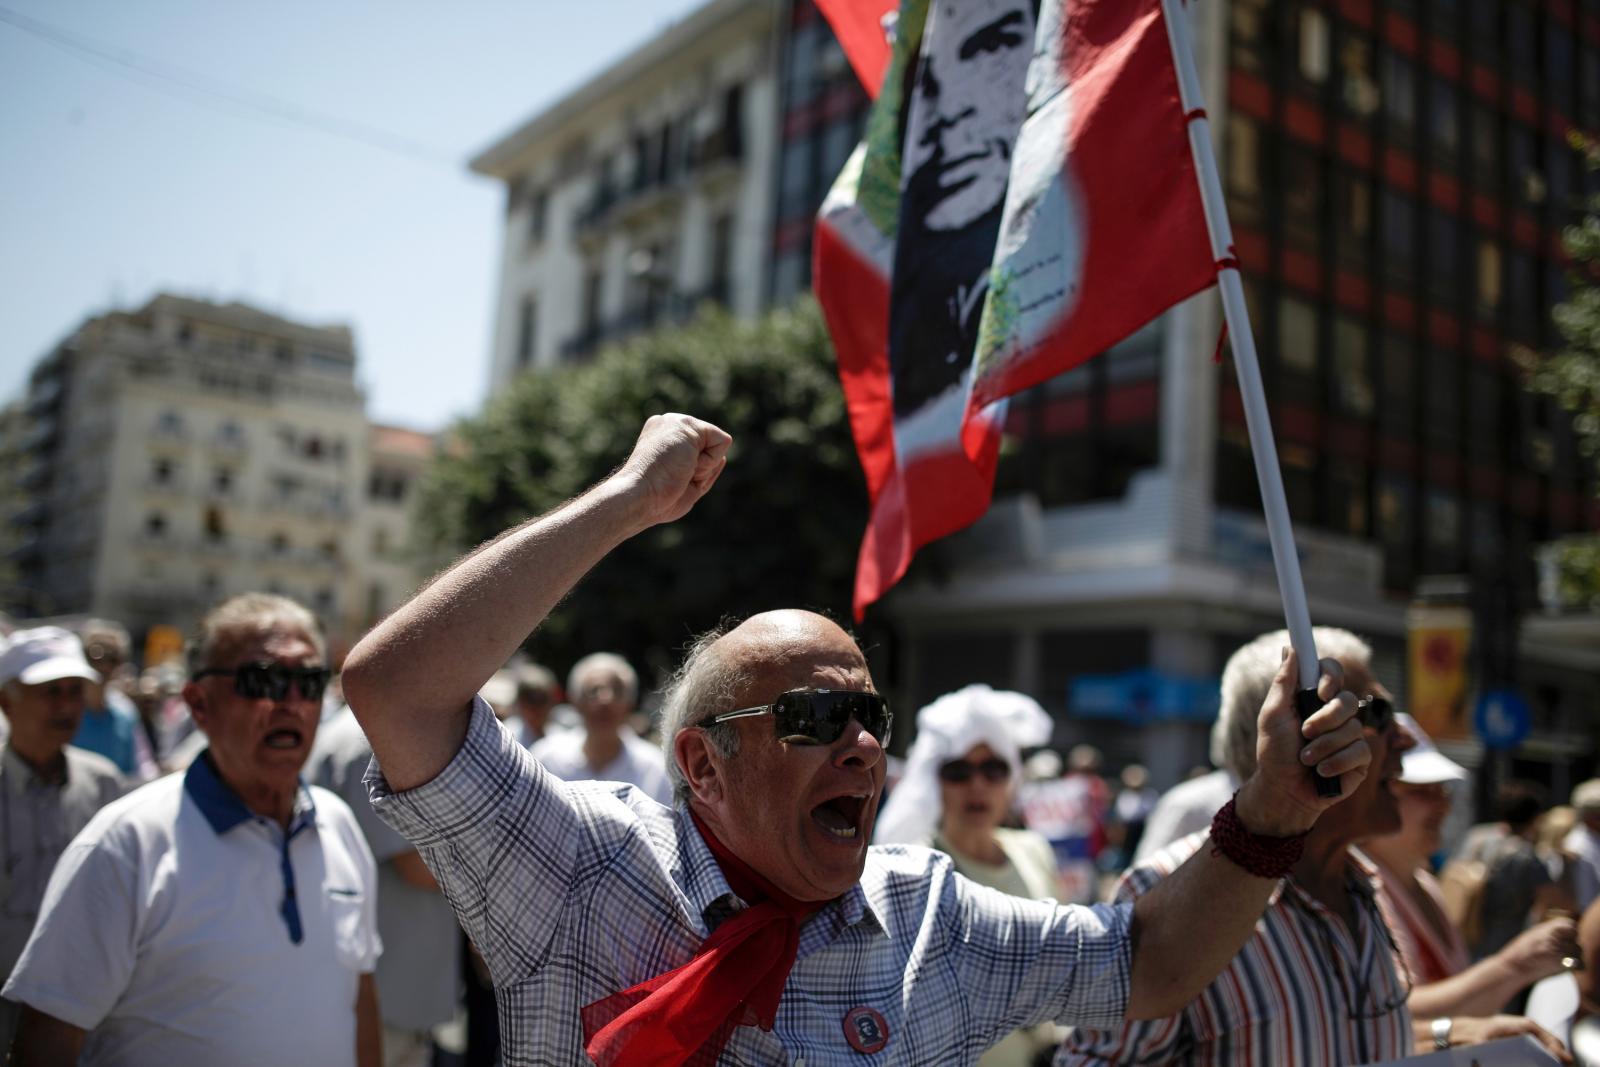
{"left": 529, "top": 651, "right": 671, "bottom": 805}
{"left": 1059, "top": 627, "right": 1570, "bottom": 1065}
{"left": 341, "top": 414, "right": 1376, "bottom": 1067}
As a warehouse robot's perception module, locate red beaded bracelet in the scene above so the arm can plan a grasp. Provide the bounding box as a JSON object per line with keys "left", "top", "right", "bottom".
{"left": 1209, "top": 794, "right": 1308, "bottom": 879}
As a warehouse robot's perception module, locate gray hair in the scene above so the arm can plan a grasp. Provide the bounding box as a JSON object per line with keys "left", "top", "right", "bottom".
{"left": 567, "top": 652, "right": 638, "bottom": 705}
{"left": 1215, "top": 627, "right": 1372, "bottom": 781}
{"left": 515, "top": 662, "right": 558, "bottom": 705}
{"left": 1573, "top": 779, "right": 1600, "bottom": 816}
{"left": 187, "top": 593, "right": 325, "bottom": 674}
{"left": 658, "top": 623, "right": 746, "bottom": 803}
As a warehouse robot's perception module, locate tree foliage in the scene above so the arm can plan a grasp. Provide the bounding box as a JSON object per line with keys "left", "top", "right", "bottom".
{"left": 1524, "top": 135, "right": 1600, "bottom": 609}
{"left": 413, "top": 299, "right": 869, "bottom": 688}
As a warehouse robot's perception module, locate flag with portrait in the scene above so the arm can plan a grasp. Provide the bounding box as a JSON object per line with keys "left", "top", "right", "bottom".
{"left": 814, "top": 0, "right": 1216, "bottom": 618}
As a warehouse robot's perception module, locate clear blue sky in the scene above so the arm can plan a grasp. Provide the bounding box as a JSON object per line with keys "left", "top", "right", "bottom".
{"left": 0, "top": 0, "right": 705, "bottom": 432}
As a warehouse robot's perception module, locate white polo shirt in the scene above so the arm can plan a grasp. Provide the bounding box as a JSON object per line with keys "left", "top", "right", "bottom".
{"left": 529, "top": 726, "right": 674, "bottom": 805}
{"left": 3, "top": 752, "right": 380, "bottom": 1067}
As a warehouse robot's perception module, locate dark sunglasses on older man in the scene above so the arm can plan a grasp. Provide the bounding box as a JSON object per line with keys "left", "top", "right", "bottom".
{"left": 1357, "top": 694, "right": 1396, "bottom": 732}
{"left": 192, "top": 663, "right": 331, "bottom": 702}
{"left": 938, "top": 757, "right": 1011, "bottom": 784}
{"left": 698, "top": 689, "right": 892, "bottom": 747}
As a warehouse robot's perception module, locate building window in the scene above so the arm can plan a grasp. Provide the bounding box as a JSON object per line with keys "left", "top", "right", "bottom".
{"left": 1276, "top": 295, "right": 1320, "bottom": 377}
{"left": 1381, "top": 189, "right": 1417, "bottom": 285}
{"left": 1331, "top": 315, "right": 1374, "bottom": 418}
{"left": 213, "top": 467, "right": 233, "bottom": 494}
{"left": 155, "top": 411, "right": 184, "bottom": 437}
{"left": 152, "top": 458, "right": 175, "bottom": 485}
{"left": 1425, "top": 209, "right": 1460, "bottom": 303}
{"left": 274, "top": 342, "right": 294, "bottom": 364}
{"left": 1376, "top": 474, "right": 1416, "bottom": 585}
{"left": 1326, "top": 458, "right": 1370, "bottom": 536}
{"left": 203, "top": 505, "right": 227, "bottom": 542}
{"left": 1505, "top": 3, "right": 1536, "bottom": 79}
{"left": 1475, "top": 240, "right": 1502, "bottom": 316}
{"left": 527, "top": 189, "right": 547, "bottom": 244}
{"left": 217, "top": 420, "right": 244, "bottom": 447}
{"left": 1379, "top": 333, "right": 1416, "bottom": 423}
{"left": 1427, "top": 78, "right": 1459, "bottom": 159}
{"left": 319, "top": 539, "right": 339, "bottom": 560}
{"left": 144, "top": 513, "right": 167, "bottom": 538}
{"left": 1469, "top": 105, "right": 1499, "bottom": 190}
{"left": 516, "top": 294, "right": 538, "bottom": 369}
{"left": 1334, "top": 170, "right": 1373, "bottom": 268}
{"left": 1506, "top": 250, "right": 1537, "bottom": 338}
{"left": 1466, "top": 364, "right": 1502, "bottom": 458}
{"left": 270, "top": 532, "right": 290, "bottom": 555}
{"left": 1424, "top": 348, "right": 1462, "bottom": 450}
{"left": 1283, "top": 144, "right": 1323, "bottom": 250}
{"left": 1226, "top": 116, "right": 1266, "bottom": 226}
{"left": 1380, "top": 50, "right": 1417, "bottom": 135}
{"left": 1338, "top": 33, "right": 1380, "bottom": 118}
{"left": 1231, "top": 0, "right": 1271, "bottom": 73}
{"left": 582, "top": 269, "right": 603, "bottom": 338}
{"left": 1424, "top": 490, "right": 1462, "bottom": 565}
{"left": 1297, "top": 7, "right": 1331, "bottom": 85}
{"left": 1508, "top": 125, "right": 1545, "bottom": 208}
{"left": 709, "top": 214, "right": 735, "bottom": 307}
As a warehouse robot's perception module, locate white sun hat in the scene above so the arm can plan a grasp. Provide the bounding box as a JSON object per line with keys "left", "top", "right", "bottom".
{"left": 1394, "top": 711, "right": 1468, "bottom": 785}
{"left": 0, "top": 626, "right": 100, "bottom": 688}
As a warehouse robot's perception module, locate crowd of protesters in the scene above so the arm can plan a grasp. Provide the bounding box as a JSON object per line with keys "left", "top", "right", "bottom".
{"left": 0, "top": 578, "right": 1596, "bottom": 1064}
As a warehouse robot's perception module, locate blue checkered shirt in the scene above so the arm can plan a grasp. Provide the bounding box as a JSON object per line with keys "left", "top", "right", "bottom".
{"left": 368, "top": 698, "right": 1132, "bottom": 1066}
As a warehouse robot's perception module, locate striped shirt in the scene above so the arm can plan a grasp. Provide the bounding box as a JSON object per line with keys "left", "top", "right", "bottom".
{"left": 1057, "top": 833, "right": 1413, "bottom": 1066}
{"left": 368, "top": 697, "right": 1133, "bottom": 1067}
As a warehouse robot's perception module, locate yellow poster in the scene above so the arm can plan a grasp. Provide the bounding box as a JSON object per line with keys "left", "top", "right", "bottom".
{"left": 1407, "top": 603, "right": 1472, "bottom": 741}
{"left": 143, "top": 625, "right": 185, "bottom": 667}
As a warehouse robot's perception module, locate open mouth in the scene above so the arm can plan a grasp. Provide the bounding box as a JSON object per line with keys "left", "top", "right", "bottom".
{"left": 811, "top": 793, "right": 870, "bottom": 841}
{"left": 263, "top": 728, "right": 304, "bottom": 750}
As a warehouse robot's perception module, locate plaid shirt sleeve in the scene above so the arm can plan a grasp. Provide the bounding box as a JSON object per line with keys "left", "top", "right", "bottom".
{"left": 1054, "top": 846, "right": 1196, "bottom": 1065}
{"left": 925, "top": 856, "right": 1133, "bottom": 1038}
{"left": 366, "top": 697, "right": 584, "bottom": 986}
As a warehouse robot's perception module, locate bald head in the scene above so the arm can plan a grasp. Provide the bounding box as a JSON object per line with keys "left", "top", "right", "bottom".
{"left": 659, "top": 610, "right": 871, "bottom": 801}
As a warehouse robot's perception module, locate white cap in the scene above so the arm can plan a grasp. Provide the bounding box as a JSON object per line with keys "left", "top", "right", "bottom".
{"left": 0, "top": 626, "right": 100, "bottom": 688}
{"left": 1395, "top": 712, "right": 1468, "bottom": 785}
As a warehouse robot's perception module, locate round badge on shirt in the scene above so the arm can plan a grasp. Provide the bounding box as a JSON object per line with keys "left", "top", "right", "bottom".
{"left": 842, "top": 1006, "right": 889, "bottom": 1054}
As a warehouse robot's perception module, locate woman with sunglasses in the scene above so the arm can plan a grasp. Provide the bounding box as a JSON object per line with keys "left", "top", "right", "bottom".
{"left": 875, "top": 684, "right": 1061, "bottom": 1067}
{"left": 1366, "top": 714, "right": 1582, "bottom": 1022}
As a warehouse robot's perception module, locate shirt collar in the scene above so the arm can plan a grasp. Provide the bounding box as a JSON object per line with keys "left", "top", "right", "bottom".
{"left": 671, "top": 805, "right": 883, "bottom": 939}
{"left": 184, "top": 750, "right": 316, "bottom": 836}
{"left": 0, "top": 745, "right": 69, "bottom": 793}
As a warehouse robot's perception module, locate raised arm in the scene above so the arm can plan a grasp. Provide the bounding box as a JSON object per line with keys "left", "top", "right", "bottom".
{"left": 342, "top": 414, "right": 731, "bottom": 791}
{"left": 1124, "top": 650, "right": 1370, "bottom": 1019}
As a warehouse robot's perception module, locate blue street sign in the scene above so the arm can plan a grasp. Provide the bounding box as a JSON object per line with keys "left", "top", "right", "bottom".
{"left": 1473, "top": 689, "right": 1531, "bottom": 750}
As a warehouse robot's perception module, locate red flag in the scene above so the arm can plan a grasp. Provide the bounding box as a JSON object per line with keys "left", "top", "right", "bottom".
{"left": 815, "top": 0, "right": 1215, "bottom": 619}
{"left": 812, "top": 0, "right": 896, "bottom": 98}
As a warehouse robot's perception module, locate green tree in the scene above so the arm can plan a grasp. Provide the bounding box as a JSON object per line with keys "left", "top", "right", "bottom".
{"left": 414, "top": 299, "right": 870, "bottom": 687}
{"left": 1524, "top": 136, "right": 1600, "bottom": 609}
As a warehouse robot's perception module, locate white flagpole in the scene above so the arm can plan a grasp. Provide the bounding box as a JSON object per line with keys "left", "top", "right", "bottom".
{"left": 1159, "top": 0, "right": 1338, "bottom": 793}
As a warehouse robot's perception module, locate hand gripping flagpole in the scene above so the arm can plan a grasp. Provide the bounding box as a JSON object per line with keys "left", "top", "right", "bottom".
{"left": 1160, "top": 0, "right": 1340, "bottom": 796}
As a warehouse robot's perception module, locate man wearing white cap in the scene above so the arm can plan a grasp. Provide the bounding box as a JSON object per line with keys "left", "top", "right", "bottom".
{"left": 1367, "top": 713, "right": 1581, "bottom": 1033}
{"left": 0, "top": 627, "right": 124, "bottom": 1044}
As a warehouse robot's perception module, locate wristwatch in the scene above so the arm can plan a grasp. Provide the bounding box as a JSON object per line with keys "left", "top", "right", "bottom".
{"left": 1432, "top": 1017, "right": 1453, "bottom": 1050}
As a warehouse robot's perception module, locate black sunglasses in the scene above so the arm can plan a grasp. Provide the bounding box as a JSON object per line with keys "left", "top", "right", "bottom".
{"left": 697, "top": 689, "right": 892, "bottom": 747}
{"left": 938, "top": 757, "right": 1010, "bottom": 784}
{"left": 193, "top": 662, "right": 331, "bottom": 703}
{"left": 1357, "top": 694, "right": 1396, "bottom": 732}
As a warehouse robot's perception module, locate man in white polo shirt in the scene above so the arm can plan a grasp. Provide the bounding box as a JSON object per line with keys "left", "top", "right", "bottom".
{"left": 0, "top": 627, "right": 125, "bottom": 1047}
{"left": 3, "top": 593, "right": 382, "bottom": 1067}
{"left": 529, "top": 651, "right": 673, "bottom": 804}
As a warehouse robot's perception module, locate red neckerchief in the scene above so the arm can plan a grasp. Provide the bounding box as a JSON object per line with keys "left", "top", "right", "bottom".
{"left": 580, "top": 810, "right": 830, "bottom": 1067}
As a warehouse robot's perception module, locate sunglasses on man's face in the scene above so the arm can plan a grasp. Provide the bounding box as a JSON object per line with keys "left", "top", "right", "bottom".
{"left": 192, "top": 662, "right": 331, "bottom": 703}
{"left": 1357, "top": 694, "right": 1396, "bottom": 732}
{"left": 697, "top": 689, "right": 892, "bottom": 747}
{"left": 938, "top": 757, "right": 1010, "bottom": 784}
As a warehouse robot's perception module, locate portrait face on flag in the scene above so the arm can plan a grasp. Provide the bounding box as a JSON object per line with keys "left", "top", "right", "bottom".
{"left": 887, "top": 0, "right": 1036, "bottom": 444}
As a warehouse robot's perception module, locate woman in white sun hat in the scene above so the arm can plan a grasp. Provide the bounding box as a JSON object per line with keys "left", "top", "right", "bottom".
{"left": 1367, "top": 712, "right": 1582, "bottom": 1017}
{"left": 874, "top": 684, "right": 1061, "bottom": 1067}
